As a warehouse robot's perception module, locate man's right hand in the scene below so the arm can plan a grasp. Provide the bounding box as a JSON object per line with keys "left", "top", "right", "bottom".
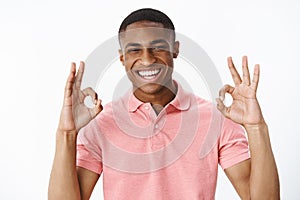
{"left": 58, "top": 61, "right": 103, "bottom": 133}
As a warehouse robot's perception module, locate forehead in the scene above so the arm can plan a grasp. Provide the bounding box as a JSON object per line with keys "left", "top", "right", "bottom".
{"left": 119, "top": 21, "right": 173, "bottom": 47}
{"left": 126, "top": 20, "right": 164, "bottom": 30}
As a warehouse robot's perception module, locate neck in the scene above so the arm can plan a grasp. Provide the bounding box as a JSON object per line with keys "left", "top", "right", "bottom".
{"left": 133, "top": 80, "right": 177, "bottom": 111}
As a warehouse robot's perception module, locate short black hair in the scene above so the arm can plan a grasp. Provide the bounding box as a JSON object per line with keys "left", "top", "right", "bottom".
{"left": 118, "top": 8, "right": 175, "bottom": 33}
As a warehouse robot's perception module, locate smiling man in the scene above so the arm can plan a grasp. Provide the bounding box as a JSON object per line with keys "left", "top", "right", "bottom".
{"left": 119, "top": 21, "right": 179, "bottom": 114}
{"left": 48, "top": 8, "right": 280, "bottom": 200}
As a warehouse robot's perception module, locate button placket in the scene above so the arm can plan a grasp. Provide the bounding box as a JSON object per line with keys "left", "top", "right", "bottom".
{"left": 151, "top": 111, "right": 168, "bottom": 149}
{"left": 150, "top": 119, "right": 159, "bottom": 149}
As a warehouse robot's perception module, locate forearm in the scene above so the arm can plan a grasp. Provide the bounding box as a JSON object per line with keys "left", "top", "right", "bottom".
{"left": 48, "top": 130, "right": 81, "bottom": 200}
{"left": 246, "top": 122, "right": 280, "bottom": 199}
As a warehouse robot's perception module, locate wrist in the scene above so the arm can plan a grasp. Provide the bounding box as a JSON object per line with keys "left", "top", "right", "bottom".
{"left": 56, "top": 129, "right": 78, "bottom": 142}
{"left": 243, "top": 121, "right": 268, "bottom": 133}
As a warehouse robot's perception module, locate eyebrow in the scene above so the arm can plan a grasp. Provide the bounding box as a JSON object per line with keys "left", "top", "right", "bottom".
{"left": 124, "top": 43, "right": 141, "bottom": 49}
{"left": 124, "top": 39, "right": 169, "bottom": 49}
{"left": 150, "top": 39, "right": 169, "bottom": 45}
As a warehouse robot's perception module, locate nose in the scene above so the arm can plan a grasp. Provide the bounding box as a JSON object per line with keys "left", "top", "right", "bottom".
{"left": 139, "top": 48, "right": 156, "bottom": 66}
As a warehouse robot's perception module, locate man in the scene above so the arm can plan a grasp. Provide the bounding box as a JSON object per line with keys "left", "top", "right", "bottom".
{"left": 48, "top": 8, "right": 279, "bottom": 200}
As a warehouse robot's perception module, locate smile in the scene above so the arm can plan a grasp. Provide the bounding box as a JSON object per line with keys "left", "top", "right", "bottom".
{"left": 137, "top": 69, "right": 161, "bottom": 80}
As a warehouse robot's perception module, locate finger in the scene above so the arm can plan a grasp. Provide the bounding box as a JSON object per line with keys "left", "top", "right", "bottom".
{"left": 64, "top": 62, "right": 76, "bottom": 98}
{"left": 227, "top": 57, "right": 242, "bottom": 86}
{"left": 82, "top": 87, "right": 98, "bottom": 101}
{"left": 251, "top": 64, "right": 260, "bottom": 91}
{"left": 216, "top": 97, "right": 230, "bottom": 118}
{"left": 74, "top": 61, "right": 85, "bottom": 90}
{"left": 242, "top": 56, "right": 251, "bottom": 86}
{"left": 219, "top": 84, "right": 235, "bottom": 101}
{"left": 89, "top": 99, "right": 103, "bottom": 118}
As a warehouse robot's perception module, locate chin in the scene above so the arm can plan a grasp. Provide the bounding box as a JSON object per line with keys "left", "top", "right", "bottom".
{"left": 135, "top": 83, "right": 163, "bottom": 95}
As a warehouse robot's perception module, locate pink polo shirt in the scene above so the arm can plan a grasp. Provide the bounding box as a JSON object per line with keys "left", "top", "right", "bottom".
{"left": 77, "top": 82, "right": 250, "bottom": 200}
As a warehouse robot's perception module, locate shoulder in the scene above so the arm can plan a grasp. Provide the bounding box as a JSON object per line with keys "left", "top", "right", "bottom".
{"left": 93, "top": 95, "right": 129, "bottom": 126}
{"left": 188, "top": 92, "right": 244, "bottom": 135}
{"left": 186, "top": 91, "right": 217, "bottom": 114}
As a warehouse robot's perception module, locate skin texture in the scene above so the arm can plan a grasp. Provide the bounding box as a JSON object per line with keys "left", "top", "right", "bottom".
{"left": 48, "top": 21, "right": 280, "bottom": 199}
{"left": 119, "top": 21, "right": 179, "bottom": 113}
{"left": 217, "top": 57, "right": 280, "bottom": 199}
{"left": 48, "top": 62, "right": 102, "bottom": 200}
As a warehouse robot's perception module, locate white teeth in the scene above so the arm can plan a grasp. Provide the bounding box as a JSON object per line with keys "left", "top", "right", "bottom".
{"left": 138, "top": 69, "right": 160, "bottom": 77}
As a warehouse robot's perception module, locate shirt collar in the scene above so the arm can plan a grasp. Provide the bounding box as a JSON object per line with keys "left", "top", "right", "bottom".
{"left": 125, "top": 81, "right": 191, "bottom": 113}
{"left": 127, "top": 91, "right": 145, "bottom": 112}
{"left": 169, "top": 81, "right": 191, "bottom": 111}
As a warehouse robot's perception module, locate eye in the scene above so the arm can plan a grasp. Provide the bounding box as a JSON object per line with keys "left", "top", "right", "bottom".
{"left": 152, "top": 45, "right": 168, "bottom": 52}
{"left": 127, "top": 48, "right": 141, "bottom": 54}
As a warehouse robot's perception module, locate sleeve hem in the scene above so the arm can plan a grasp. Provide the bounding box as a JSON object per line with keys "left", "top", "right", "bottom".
{"left": 220, "top": 152, "right": 250, "bottom": 170}
{"left": 76, "top": 159, "right": 102, "bottom": 175}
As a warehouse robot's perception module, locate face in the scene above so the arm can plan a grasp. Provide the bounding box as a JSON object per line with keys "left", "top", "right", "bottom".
{"left": 119, "top": 21, "right": 179, "bottom": 95}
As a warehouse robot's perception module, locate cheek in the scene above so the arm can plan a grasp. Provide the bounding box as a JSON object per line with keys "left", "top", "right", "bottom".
{"left": 123, "top": 57, "right": 135, "bottom": 71}
{"left": 157, "top": 53, "right": 174, "bottom": 66}
{"left": 124, "top": 53, "right": 139, "bottom": 64}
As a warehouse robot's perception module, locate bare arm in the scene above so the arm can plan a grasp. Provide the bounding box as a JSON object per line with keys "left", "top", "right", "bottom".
{"left": 216, "top": 56, "right": 279, "bottom": 199}
{"left": 48, "top": 62, "right": 102, "bottom": 200}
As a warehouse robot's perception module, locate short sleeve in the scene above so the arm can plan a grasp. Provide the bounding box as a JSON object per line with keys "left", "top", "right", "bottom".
{"left": 76, "top": 118, "right": 103, "bottom": 175}
{"left": 218, "top": 118, "right": 250, "bottom": 169}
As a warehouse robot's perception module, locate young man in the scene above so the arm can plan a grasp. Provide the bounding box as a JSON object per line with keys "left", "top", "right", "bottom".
{"left": 48, "top": 8, "right": 279, "bottom": 200}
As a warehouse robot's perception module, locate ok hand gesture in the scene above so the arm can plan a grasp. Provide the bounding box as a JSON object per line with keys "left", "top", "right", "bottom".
{"left": 216, "top": 56, "right": 265, "bottom": 127}
{"left": 58, "top": 62, "right": 103, "bottom": 133}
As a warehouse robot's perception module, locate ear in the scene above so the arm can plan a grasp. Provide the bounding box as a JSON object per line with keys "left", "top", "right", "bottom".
{"left": 119, "top": 49, "right": 125, "bottom": 66}
{"left": 173, "top": 41, "right": 180, "bottom": 58}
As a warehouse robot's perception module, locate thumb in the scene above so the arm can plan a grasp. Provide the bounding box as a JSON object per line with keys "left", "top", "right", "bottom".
{"left": 216, "top": 97, "right": 230, "bottom": 118}
{"left": 89, "top": 99, "right": 103, "bottom": 118}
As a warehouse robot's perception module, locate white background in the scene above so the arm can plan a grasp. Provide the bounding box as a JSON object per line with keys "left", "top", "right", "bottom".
{"left": 0, "top": 0, "right": 299, "bottom": 199}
